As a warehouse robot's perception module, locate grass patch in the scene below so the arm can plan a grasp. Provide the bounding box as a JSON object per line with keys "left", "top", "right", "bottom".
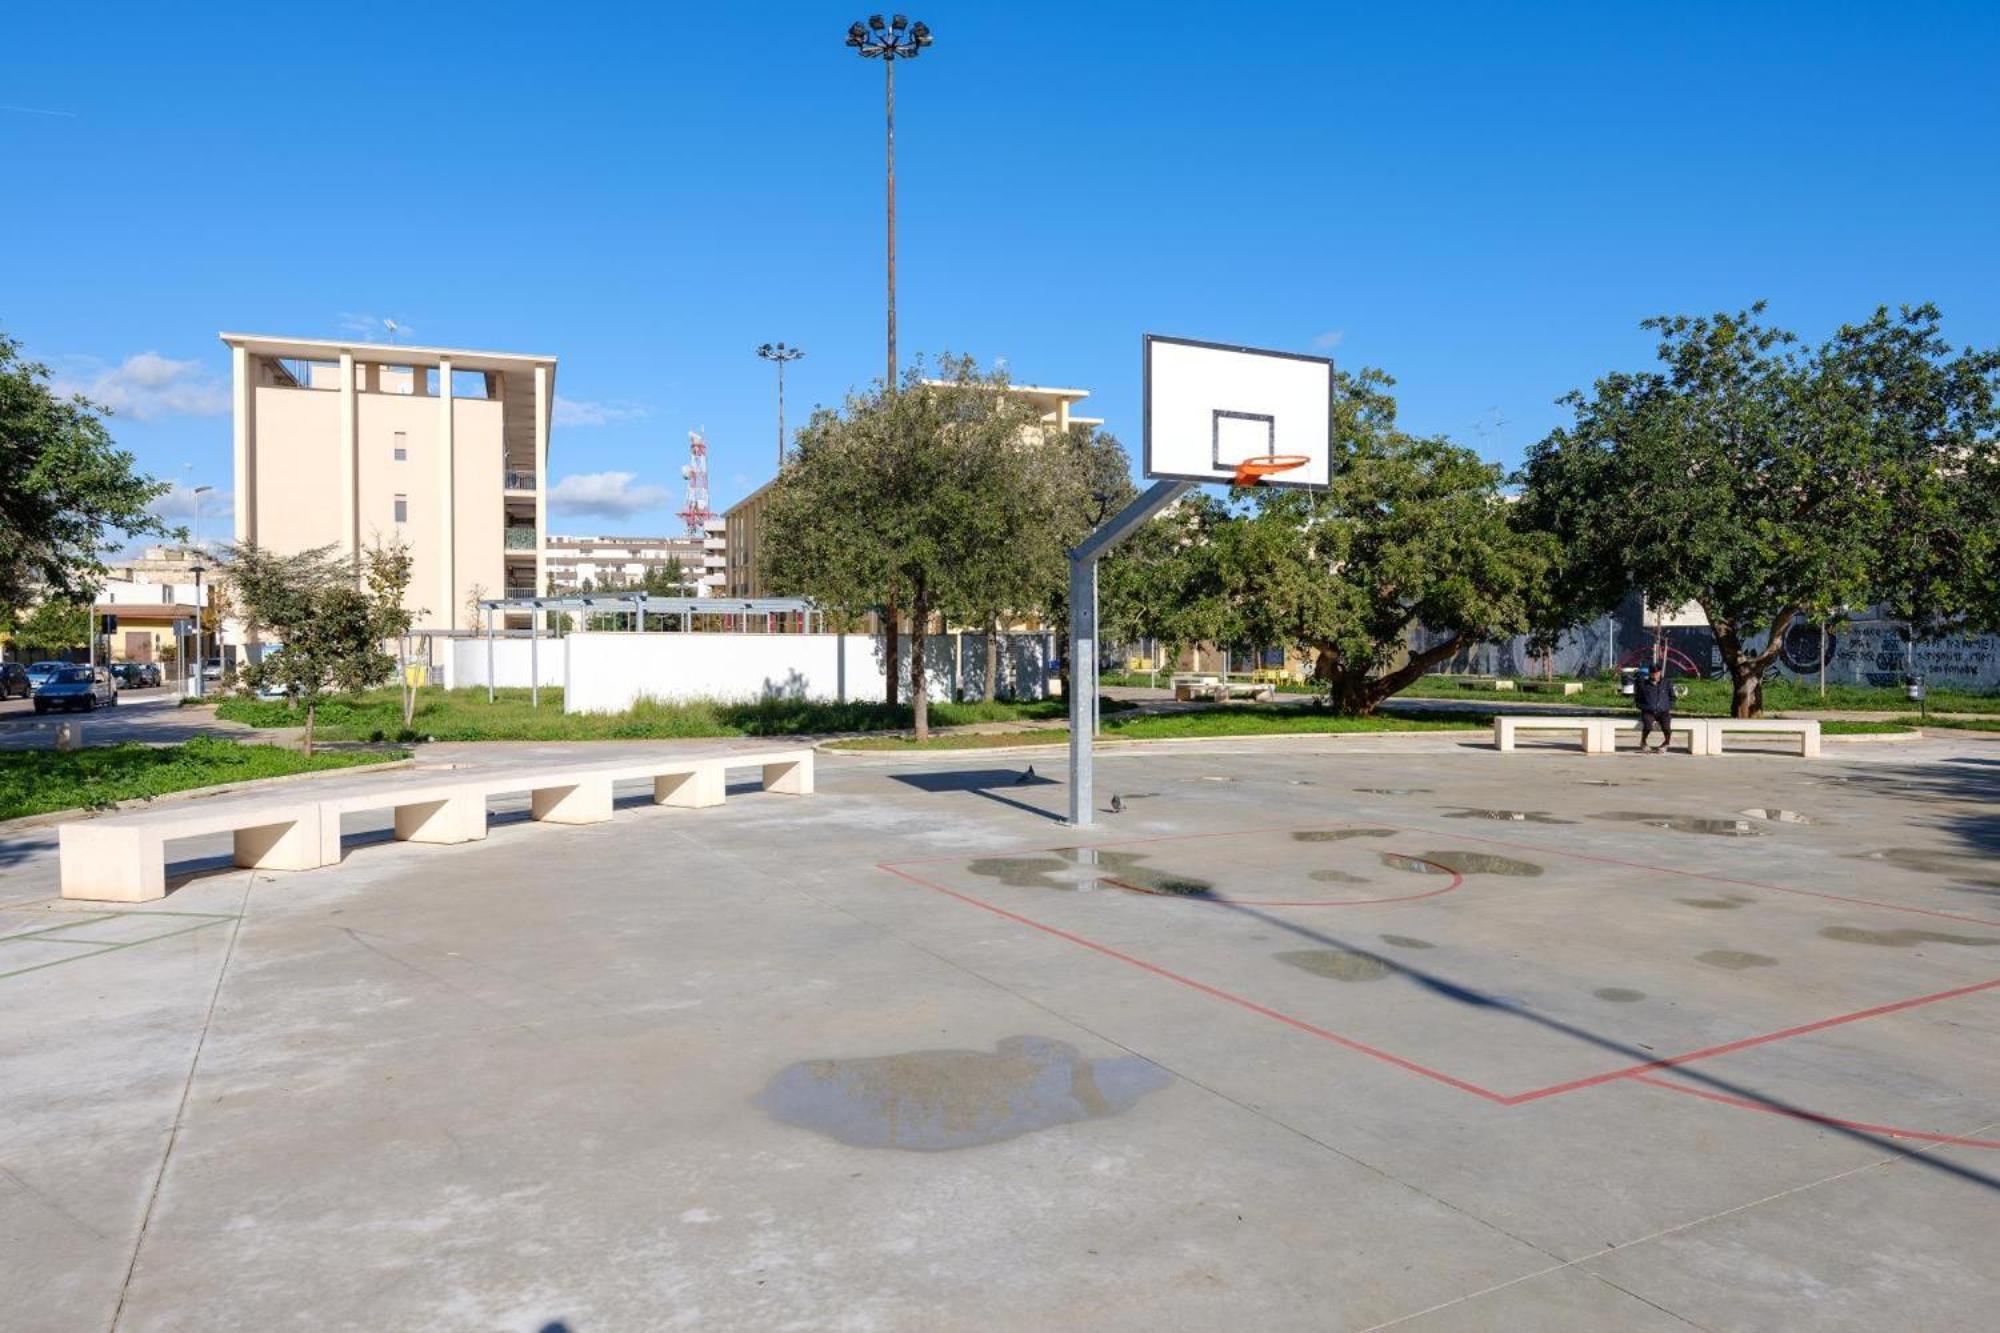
{"left": 212, "top": 687, "right": 1105, "bottom": 743}
{"left": 1893, "top": 714, "right": 2000, "bottom": 732}
{"left": 1399, "top": 675, "right": 2000, "bottom": 716}
{"left": 828, "top": 706, "right": 1486, "bottom": 751}
{"left": 0, "top": 737, "right": 405, "bottom": 822}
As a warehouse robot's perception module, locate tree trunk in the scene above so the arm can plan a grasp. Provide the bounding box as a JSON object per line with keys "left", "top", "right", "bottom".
{"left": 303, "top": 700, "right": 316, "bottom": 758}
{"left": 883, "top": 599, "right": 900, "bottom": 707}
{"left": 911, "top": 582, "right": 931, "bottom": 742}
{"left": 1314, "top": 634, "right": 1463, "bottom": 716}
{"left": 1704, "top": 604, "right": 1797, "bottom": 718}
{"left": 984, "top": 615, "right": 1000, "bottom": 703}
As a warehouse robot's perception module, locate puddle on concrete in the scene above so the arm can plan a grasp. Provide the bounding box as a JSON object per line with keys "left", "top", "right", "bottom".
{"left": 1697, "top": 950, "right": 1778, "bottom": 970}
{"left": 1354, "top": 788, "right": 1432, "bottom": 796}
{"left": 1308, "top": 869, "right": 1371, "bottom": 885}
{"left": 1676, "top": 895, "right": 1753, "bottom": 910}
{"left": 966, "top": 846, "right": 1148, "bottom": 891}
{"left": 1379, "top": 934, "right": 1435, "bottom": 949}
{"left": 1442, "top": 808, "right": 1577, "bottom": 825}
{"left": 1847, "top": 849, "right": 2000, "bottom": 888}
{"left": 1818, "top": 926, "right": 2000, "bottom": 948}
{"left": 1275, "top": 949, "right": 1395, "bottom": 982}
{"left": 1738, "top": 808, "right": 1814, "bottom": 824}
{"left": 1593, "top": 987, "right": 1647, "bottom": 1003}
{"left": 1947, "top": 884, "right": 2000, "bottom": 898}
{"left": 1292, "top": 828, "right": 1397, "bottom": 842}
{"left": 754, "top": 1036, "right": 1170, "bottom": 1151}
{"left": 1112, "top": 867, "right": 1215, "bottom": 897}
{"left": 1592, "top": 812, "right": 1765, "bottom": 837}
{"left": 1382, "top": 850, "right": 1543, "bottom": 877}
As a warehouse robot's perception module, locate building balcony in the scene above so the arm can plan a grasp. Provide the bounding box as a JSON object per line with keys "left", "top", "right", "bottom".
{"left": 503, "top": 527, "right": 538, "bottom": 551}
{"left": 503, "top": 469, "right": 538, "bottom": 492}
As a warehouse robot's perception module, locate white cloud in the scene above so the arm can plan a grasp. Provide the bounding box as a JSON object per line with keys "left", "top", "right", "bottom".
{"left": 554, "top": 396, "right": 650, "bottom": 427}
{"left": 338, "top": 312, "right": 415, "bottom": 340}
{"left": 54, "top": 352, "right": 229, "bottom": 420}
{"left": 548, "top": 471, "right": 673, "bottom": 519}
{"left": 1312, "top": 329, "right": 1345, "bottom": 350}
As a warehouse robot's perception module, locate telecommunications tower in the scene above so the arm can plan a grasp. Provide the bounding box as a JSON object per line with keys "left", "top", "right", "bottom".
{"left": 677, "top": 429, "right": 714, "bottom": 536}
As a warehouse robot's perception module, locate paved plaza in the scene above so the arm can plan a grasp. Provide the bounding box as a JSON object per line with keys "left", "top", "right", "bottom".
{"left": 3, "top": 733, "right": 1997, "bottom": 1330}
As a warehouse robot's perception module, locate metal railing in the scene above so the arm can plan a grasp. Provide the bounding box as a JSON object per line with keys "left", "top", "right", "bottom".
{"left": 503, "top": 469, "right": 538, "bottom": 491}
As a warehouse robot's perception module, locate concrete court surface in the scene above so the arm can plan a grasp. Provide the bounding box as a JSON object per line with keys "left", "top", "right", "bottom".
{"left": 2, "top": 732, "right": 1997, "bottom": 1331}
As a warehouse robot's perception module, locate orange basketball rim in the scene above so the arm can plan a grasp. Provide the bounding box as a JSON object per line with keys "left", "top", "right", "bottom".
{"left": 1232, "top": 453, "right": 1313, "bottom": 486}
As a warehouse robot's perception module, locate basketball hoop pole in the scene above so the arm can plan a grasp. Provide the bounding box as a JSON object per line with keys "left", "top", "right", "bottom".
{"left": 1068, "top": 479, "right": 1193, "bottom": 826}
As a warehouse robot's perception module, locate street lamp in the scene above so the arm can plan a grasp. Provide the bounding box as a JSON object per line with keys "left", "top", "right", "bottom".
{"left": 189, "top": 561, "right": 207, "bottom": 699}
{"left": 189, "top": 483, "right": 213, "bottom": 555}
{"left": 845, "top": 14, "right": 933, "bottom": 388}
{"left": 756, "top": 342, "right": 806, "bottom": 470}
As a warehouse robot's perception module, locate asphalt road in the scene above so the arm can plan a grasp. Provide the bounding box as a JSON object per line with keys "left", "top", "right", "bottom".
{"left": 0, "top": 688, "right": 256, "bottom": 749}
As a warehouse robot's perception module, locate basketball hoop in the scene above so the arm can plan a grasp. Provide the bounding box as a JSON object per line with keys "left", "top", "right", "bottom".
{"left": 1231, "top": 453, "right": 1312, "bottom": 487}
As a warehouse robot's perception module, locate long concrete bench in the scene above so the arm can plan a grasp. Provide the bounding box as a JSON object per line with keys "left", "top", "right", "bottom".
{"left": 1493, "top": 715, "right": 1609, "bottom": 754}
{"left": 1704, "top": 717, "right": 1820, "bottom": 758}
{"left": 59, "top": 748, "right": 814, "bottom": 903}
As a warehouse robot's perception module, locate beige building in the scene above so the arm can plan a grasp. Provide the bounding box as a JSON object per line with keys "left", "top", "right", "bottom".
{"left": 724, "top": 382, "right": 1099, "bottom": 600}
{"left": 545, "top": 524, "right": 726, "bottom": 595}
{"left": 221, "top": 333, "right": 556, "bottom": 632}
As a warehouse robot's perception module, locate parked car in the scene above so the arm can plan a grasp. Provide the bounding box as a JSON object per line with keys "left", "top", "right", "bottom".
{"left": 0, "top": 663, "right": 30, "bottom": 700}
{"left": 33, "top": 665, "right": 119, "bottom": 713}
{"left": 201, "top": 659, "right": 225, "bottom": 681}
{"left": 24, "top": 661, "right": 66, "bottom": 694}
{"left": 112, "top": 662, "right": 163, "bottom": 688}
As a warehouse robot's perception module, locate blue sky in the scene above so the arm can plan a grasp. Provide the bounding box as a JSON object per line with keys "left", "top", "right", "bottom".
{"left": 6, "top": 2, "right": 1997, "bottom": 540}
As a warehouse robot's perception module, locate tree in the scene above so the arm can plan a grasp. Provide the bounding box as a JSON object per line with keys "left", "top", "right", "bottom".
{"left": 1, "top": 330, "right": 176, "bottom": 611}
{"left": 14, "top": 600, "right": 89, "bottom": 660}
{"left": 763, "top": 356, "right": 1115, "bottom": 738}
{"left": 1519, "top": 304, "right": 1999, "bottom": 716}
{"left": 362, "top": 539, "right": 422, "bottom": 727}
{"left": 227, "top": 541, "right": 414, "bottom": 755}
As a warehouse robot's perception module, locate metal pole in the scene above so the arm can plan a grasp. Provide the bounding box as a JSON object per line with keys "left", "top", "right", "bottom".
{"left": 485, "top": 613, "right": 495, "bottom": 703}
{"left": 530, "top": 622, "right": 539, "bottom": 709}
{"left": 192, "top": 567, "right": 204, "bottom": 699}
{"left": 885, "top": 56, "right": 896, "bottom": 386}
{"left": 776, "top": 356, "right": 787, "bottom": 471}
{"left": 1818, "top": 617, "right": 1826, "bottom": 699}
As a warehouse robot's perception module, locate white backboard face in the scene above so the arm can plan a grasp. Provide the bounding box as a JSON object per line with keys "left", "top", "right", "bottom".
{"left": 1143, "top": 335, "right": 1334, "bottom": 488}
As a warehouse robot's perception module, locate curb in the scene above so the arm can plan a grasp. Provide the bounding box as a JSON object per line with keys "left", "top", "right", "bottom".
{"left": 820, "top": 726, "right": 1487, "bottom": 756}
{"left": 0, "top": 755, "right": 415, "bottom": 835}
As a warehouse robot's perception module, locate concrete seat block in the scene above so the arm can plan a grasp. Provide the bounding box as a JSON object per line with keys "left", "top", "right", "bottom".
{"left": 59, "top": 824, "right": 165, "bottom": 903}
{"left": 762, "top": 754, "right": 813, "bottom": 795}
{"left": 530, "top": 777, "right": 614, "bottom": 824}
{"left": 393, "top": 793, "right": 489, "bottom": 844}
{"left": 1494, "top": 716, "right": 1608, "bottom": 754}
{"left": 655, "top": 766, "right": 725, "bottom": 808}
{"left": 233, "top": 813, "right": 323, "bottom": 872}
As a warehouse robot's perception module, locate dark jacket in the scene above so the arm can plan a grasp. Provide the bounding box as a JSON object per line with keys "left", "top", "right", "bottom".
{"left": 1635, "top": 677, "right": 1675, "bottom": 714}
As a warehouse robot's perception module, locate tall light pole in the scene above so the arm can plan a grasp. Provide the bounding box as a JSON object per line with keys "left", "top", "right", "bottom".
{"left": 756, "top": 342, "right": 805, "bottom": 470}
{"left": 846, "top": 14, "right": 932, "bottom": 389}
{"left": 189, "top": 483, "right": 213, "bottom": 694}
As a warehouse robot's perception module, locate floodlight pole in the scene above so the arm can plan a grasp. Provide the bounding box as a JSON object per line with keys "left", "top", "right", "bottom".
{"left": 1067, "top": 479, "right": 1193, "bottom": 827}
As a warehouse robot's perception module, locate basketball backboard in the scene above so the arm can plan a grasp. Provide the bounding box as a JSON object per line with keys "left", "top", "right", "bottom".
{"left": 1143, "top": 335, "right": 1333, "bottom": 488}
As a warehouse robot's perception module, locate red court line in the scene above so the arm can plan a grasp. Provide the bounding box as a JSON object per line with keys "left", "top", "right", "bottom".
{"left": 877, "top": 862, "right": 1511, "bottom": 1104}
{"left": 1503, "top": 976, "right": 2000, "bottom": 1104}
{"left": 1628, "top": 1074, "right": 2000, "bottom": 1150}
{"left": 878, "top": 853, "right": 2000, "bottom": 1133}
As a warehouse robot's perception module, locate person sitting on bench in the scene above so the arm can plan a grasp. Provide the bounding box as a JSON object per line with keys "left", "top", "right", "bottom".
{"left": 1633, "top": 664, "right": 1676, "bottom": 753}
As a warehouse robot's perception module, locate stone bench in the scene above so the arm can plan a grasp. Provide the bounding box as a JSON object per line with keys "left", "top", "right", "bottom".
{"left": 1601, "top": 716, "right": 1710, "bottom": 755}
{"left": 1704, "top": 717, "right": 1820, "bottom": 758}
{"left": 1493, "top": 715, "right": 1609, "bottom": 754}
{"left": 59, "top": 748, "right": 815, "bottom": 903}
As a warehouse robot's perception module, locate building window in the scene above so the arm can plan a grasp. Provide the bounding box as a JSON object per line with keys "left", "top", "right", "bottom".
{"left": 394, "top": 494, "right": 408, "bottom": 523}
{"left": 393, "top": 430, "right": 407, "bottom": 461}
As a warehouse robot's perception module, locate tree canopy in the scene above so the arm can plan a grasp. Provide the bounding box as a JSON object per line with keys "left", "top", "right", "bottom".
{"left": 1, "top": 330, "right": 176, "bottom": 610}
{"left": 1518, "top": 304, "right": 2000, "bottom": 715}
{"left": 761, "top": 355, "right": 1132, "bottom": 737}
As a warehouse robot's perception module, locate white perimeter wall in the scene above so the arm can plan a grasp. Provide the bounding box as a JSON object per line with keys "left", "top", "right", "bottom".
{"left": 449, "top": 637, "right": 567, "bottom": 690}
{"left": 561, "top": 631, "right": 1053, "bottom": 714}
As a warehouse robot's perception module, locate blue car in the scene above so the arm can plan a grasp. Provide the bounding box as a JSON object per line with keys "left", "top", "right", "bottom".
{"left": 32, "top": 665, "right": 118, "bottom": 713}
{"left": 24, "top": 660, "right": 65, "bottom": 695}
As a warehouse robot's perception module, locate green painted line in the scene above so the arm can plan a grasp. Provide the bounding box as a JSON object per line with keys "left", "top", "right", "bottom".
{"left": 0, "top": 908, "right": 238, "bottom": 944}
{"left": 0, "top": 917, "right": 235, "bottom": 982}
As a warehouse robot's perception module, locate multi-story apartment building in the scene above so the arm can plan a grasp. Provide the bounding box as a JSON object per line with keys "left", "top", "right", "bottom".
{"left": 723, "top": 382, "right": 1099, "bottom": 600}
{"left": 543, "top": 523, "right": 726, "bottom": 595}
{"left": 221, "top": 333, "right": 556, "bottom": 632}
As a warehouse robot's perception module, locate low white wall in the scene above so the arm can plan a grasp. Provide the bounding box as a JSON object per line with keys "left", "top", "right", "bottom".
{"left": 450, "top": 636, "right": 567, "bottom": 690}
{"left": 561, "top": 631, "right": 1053, "bottom": 714}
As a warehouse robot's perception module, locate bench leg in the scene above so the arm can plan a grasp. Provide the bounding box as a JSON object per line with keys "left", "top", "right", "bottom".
{"left": 59, "top": 825, "right": 166, "bottom": 902}
{"left": 654, "top": 767, "right": 724, "bottom": 808}
{"left": 394, "top": 795, "right": 488, "bottom": 844}
{"left": 1584, "top": 721, "right": 1612, "bottom": 755}
{"left": 763, "top": 755, "right": 813, "bottom": 795}
{"left": 1800, "top": 730, "right": 1820, "bottom": 758}
{"left": 235, "top": 814, "right": 322, "bottom": 872}
{"left": 1493, "top": 722, "right": 1514, "bottom": 752}
{"left": 531, "top": 778, "right": 614, "bottom": 824}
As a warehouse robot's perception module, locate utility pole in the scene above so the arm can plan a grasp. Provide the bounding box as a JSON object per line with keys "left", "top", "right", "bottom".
{"left": 846, "top": 14, "right": 932, "bottom": 387}
{"left": 756, "top": 342, "right": 805, "bottom": 470}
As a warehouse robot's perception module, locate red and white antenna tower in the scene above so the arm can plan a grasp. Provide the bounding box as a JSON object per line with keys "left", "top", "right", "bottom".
{"left": 676, "top": 429, "right": 714, "bottom": 536}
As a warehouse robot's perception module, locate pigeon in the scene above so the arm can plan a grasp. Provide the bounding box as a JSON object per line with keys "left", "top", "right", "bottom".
{"left": 1014, "top": 765, "right": 1036, "bottom": 785}
{"left": 1109, "top": 794, "right": 1125, "bottom": 814}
